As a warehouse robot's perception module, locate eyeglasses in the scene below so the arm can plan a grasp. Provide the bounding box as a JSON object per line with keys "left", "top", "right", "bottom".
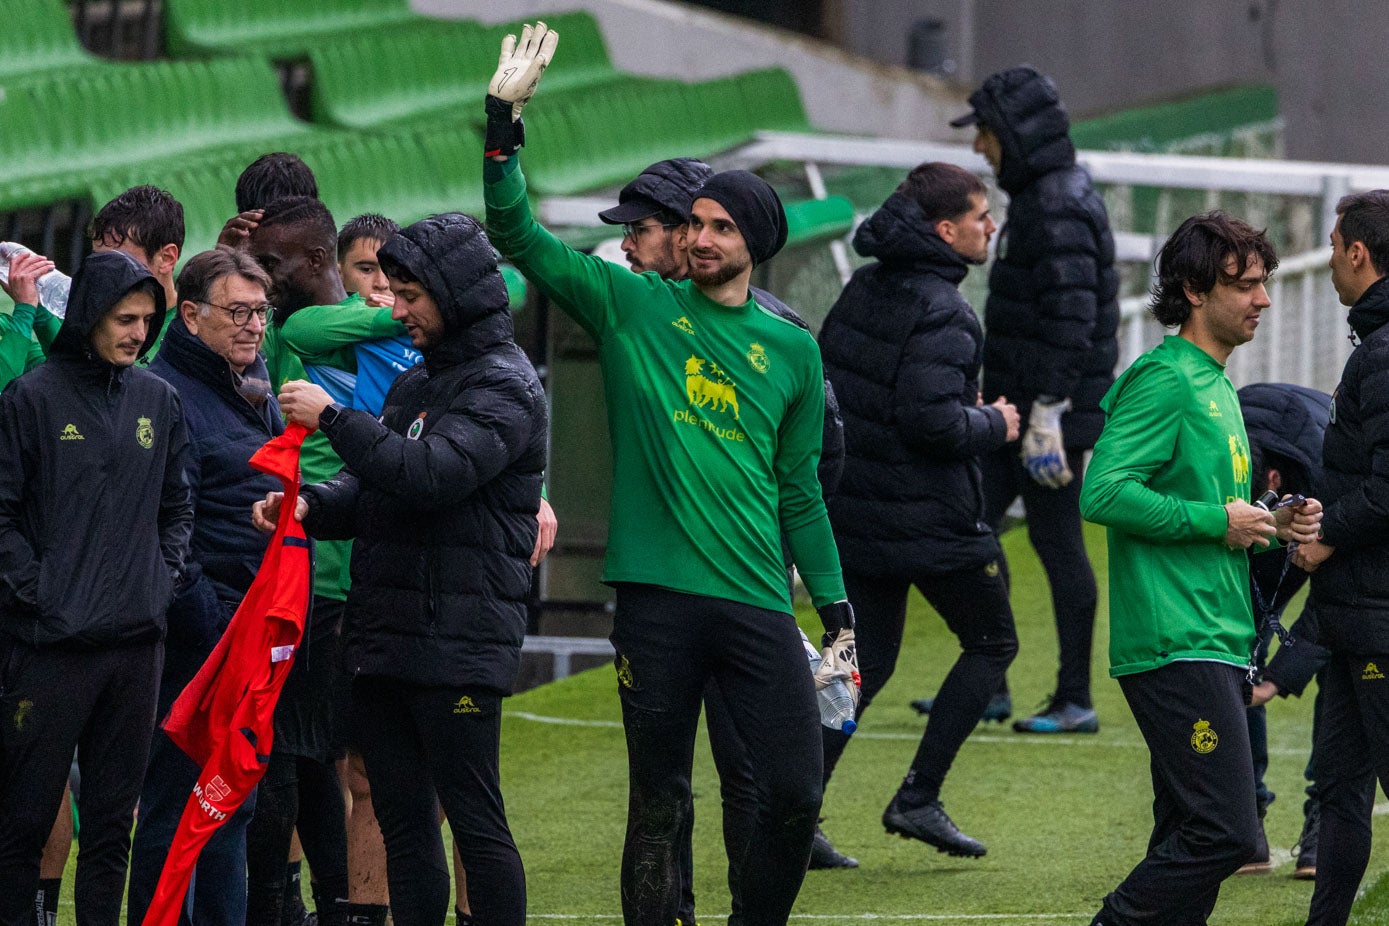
{"left": 621, "top": 222, "right": 680, "bottom": 240}
{"left": 201, "top": 301, "right": 275, "bottom": 328}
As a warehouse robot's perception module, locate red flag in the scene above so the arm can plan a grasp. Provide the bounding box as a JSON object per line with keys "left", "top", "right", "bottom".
{"left": 141, "top": 424, "right": 314, "bottom": 926}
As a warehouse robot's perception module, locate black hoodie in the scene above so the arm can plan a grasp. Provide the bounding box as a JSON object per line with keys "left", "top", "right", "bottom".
{"left": 1309, "top": 276, "right": 1389, "bottom": 653}
{"left": 0, "top": 250, "right": 193, "bottom": 648}
{"left": 302, "top": 214, "right": 548, "bottom": 693}
{"left": 819, "top": 192, "right": 1009, "bottom": 576}
{"left": 971, "top": 66, "right": 1120, "bottom": 447}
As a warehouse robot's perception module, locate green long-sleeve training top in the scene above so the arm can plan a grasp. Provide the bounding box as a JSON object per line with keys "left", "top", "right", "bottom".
{"left": 1080, "top": 336, "right": 1257, "bottom": 677}
{"left": 485, "top": 157, "right": 845, "bottom": 614}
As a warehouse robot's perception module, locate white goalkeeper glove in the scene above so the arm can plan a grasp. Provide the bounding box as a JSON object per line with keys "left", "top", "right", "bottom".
{"left": 488, "top": 21, "right": 559, "bottom": 121}
{"left": 1020, "top": 397, "right": 1073, "bottom": 489}
{"left": 814, "top": 601, "right": 861, "bottom": 710}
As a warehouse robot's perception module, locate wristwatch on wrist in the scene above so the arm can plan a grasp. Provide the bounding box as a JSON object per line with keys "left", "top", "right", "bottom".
{"left": 319, "top": 403, "right": 346, "bottom": 430}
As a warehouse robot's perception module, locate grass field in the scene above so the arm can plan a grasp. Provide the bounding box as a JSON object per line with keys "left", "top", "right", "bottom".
{"left": 62, "top": 523, "right": 1387, "bottom": 923}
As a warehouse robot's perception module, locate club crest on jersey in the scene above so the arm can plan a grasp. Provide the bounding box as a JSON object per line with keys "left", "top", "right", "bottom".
{"left": 1191, "top": 719, "right": 1218, "bottom": 754}
{"left": 136, "top": 417, "right": 154, "bottom": 450}
{"left": 407, "top": 413, "right": 426, "bottom": 440}
{"left": 746, "top": 342, "right": 769, "bottom": 374}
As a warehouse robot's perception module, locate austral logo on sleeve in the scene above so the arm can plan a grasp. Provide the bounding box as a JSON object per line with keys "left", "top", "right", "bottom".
{"left": 59, "top": 423, "right": 84, "bottom": 441}
{"left": 672, "top": 355, "right": 745, "bottom": 443}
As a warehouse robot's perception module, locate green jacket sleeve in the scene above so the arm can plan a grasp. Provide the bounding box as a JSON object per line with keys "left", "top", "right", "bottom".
{"left": 484, "top": 156, "right": 645, "bottom": 343}
{"left": 33, "top": 306, "right": 60, "bottom": 354}
{"left": 778, "top": 338, "right": 846, "bottom": 606}
{"left": 280, "top": 303, "right": 403, "bottom": 368}
{"left": 1080, "top": 360, "right": 1228, "bottom": 542}
{"left": 0, "top": 303, "right": 37, "bottom": 388}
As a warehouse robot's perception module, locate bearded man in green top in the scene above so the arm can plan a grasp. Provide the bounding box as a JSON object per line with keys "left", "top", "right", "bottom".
{"left": 1080, "top": 211, "right": 1322, "bottom": 925}
{"left": 481, "top": 23, "right": 856, "bottom": 926}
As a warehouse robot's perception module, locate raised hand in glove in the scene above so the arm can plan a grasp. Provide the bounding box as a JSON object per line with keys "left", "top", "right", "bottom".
{"left": 814, "top": 600, "right": 861, "bottom": 709}
{"left": 1020, "top": 396, "right": 1073, "bottom": 488}
{"left": 485, "top": 21, "right": 560, "bottom": 158}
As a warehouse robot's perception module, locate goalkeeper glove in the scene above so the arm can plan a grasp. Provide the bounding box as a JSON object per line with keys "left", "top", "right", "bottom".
{"left": 1020, "top": 396, "right": 1073, "bottom": 488}
{"left": 485, "top": 21, "right": 559, "bottom": 158}
{"left": 814, "top": 600, "right": 861, "bottom": 708}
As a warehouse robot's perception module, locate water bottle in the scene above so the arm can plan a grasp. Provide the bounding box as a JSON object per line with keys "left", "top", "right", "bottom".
{"left": 0, "top": 243, "right": 71, "bottom": 319}
{"left": 801, "top": 631, "right": 857, "bottom": 734}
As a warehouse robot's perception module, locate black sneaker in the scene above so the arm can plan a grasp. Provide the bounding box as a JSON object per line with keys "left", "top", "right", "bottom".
{"left": 882, "top": 796, "right": 986, "bottom": 857}
{"left": 909, "top": 692, "right": 1012, "bottom": 724}
{"left": 1293, "top": 800, "right": 1319, "bottom": 880}
{"left": 808, "top": 822, "right": 858, "bottom": 869}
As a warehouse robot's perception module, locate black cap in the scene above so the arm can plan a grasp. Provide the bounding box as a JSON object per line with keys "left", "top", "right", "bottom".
{"left": 598, "top": 158, "right": 714, "bottom": 225}
{"left": 948, "top": 110, "right": 980, "bottom": 128}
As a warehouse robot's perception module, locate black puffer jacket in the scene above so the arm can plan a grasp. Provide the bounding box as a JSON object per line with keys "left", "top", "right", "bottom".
{"left": 1310, "top": 276, "right": 1389, "bottom": 654}
{"left": 303, "top": 214, "right": 547, "bottom": 693}
{"left": 0, "top": 250, "right": 193, "bottom": 648}
{"left": 751, "top": 285, "right": 844, "bottom": 496}
{"left": 820, "top": 192, "right": 1008, "bottom": 577}
{"left": 972, "top": 66, "right": 1120, "bottom": 447}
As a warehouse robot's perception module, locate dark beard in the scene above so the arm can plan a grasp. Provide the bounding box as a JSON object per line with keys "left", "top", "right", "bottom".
{"left": 688, "top": 255, "right": 750, "bottom": 288}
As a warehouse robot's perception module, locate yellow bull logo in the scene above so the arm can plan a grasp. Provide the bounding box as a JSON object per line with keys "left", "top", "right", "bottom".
{"left": 685, "top": 356, "right": 740, "bottom": 420}
{"left": 1229, "top": 435, "right": 1250, "bottom": 485}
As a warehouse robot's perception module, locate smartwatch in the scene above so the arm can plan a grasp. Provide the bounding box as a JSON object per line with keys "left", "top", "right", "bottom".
{"left": 319, "top": 403, "right": 346, "bottom": 430}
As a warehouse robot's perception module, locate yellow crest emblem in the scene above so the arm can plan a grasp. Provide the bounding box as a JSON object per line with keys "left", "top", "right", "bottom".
{"left": 136, "top": 416, "right": 154, "bottom": 450}
{"left": 746, "top": 342, "right": 769, "bottom": 374}
{"left": 1190, "top": 719, "right": 1218, "bottom": 754}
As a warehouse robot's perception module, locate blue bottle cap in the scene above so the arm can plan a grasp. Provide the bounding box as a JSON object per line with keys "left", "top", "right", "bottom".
{"left": 842, "top": 719, "right": 857, "bottom": 734}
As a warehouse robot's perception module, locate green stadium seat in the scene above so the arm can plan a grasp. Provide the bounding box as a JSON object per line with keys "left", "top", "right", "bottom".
{"left": 0, "top": 58, "right": 324, "bottom": 213}
{"left": 732, "top": 68, "right": 811, "bottom": 134}
{"left": 783, "top": 196, "right": 854, "bottom": 248}
{"left": 0, "top": 0, "right": 98, "bottom": 81}
{"left": 164, "top": 0, "right": 419, "bottom": 59}
{"left": 307, "top": 11, "right": 625, "bottom": 131}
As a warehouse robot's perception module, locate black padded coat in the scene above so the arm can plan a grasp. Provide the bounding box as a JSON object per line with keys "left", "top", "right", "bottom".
{"left": 303, "top": 214, "right": 547, "bottom": 693}
{"left": 820, "top": 192, "right": 1008, "bottom": 577}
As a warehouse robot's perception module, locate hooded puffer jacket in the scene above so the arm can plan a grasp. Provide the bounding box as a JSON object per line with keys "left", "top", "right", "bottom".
{"left": 972, "top": 66, "right": 1120, "bottom": 447}
{"left": 820, "top": 192, "right": 1008, "bottom": 577}
{"left": 1309, "top": 277, "right": 1389, "bottom": 654}
{"left": 303, "top": 214, "right": 547, "bottom": 693}
{"left": 0, "top": 250, "right": 193, "bottom": 648}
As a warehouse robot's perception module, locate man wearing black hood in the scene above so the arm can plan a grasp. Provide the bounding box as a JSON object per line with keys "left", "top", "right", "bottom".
{"left": 952, "top": 65, "right": 1120, "bottom": 734}
{"left": 0, "top": 249, "right": 193, "bottom": 923}
{"left": 1287, "top": 190, "right": 1389, "bottom": 926}
{"left": 258, "top": 212, "right": 546, "bottom": 926}
{"left": 481, "top": 24, "right": 854, "bottom": 926}
{"left": 819, "top": 163, "right": 1019, "bottom": 860}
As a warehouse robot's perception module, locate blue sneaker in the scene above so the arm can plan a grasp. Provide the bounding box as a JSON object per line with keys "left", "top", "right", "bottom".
{"left": 910, "top": 691, "right": 1012, "bottom": 724}
{"left": 1012, "top": 700, "right": 1098, "bottom": 734}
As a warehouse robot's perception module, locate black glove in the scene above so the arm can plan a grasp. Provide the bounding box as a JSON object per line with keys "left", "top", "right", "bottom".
{"left": 485, "top": 94, "right": 526, "bottom": 158}
{"left": 817, "top": 599, "right": 855, "bottom": 644}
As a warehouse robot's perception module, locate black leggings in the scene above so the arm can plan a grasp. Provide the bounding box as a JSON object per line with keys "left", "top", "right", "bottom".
{"left": 245, "top": 753, "right": 348, "bottom": 923}
{"left": 353, "top": 676, "right": 525, "bottom": 926}
{"left": 824, "top": 563, "right": 1017, "bottom": 802}
{"left": 982, "top": 445, "right": 1097, "bottom": 707}
{"left": 611, "top": 584, "right": 821, "bottom": 926}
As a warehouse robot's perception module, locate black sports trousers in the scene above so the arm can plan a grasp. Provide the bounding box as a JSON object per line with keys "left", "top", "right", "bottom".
{"left": 823, "top": 563, "right": 1017, "bottom": 800}
{"left": 611, "top": 583, "right": 821, "bottom": 926}
{"left": 1304, "top": 652, "right": 1389, "bottom": 926}
{"left": 0, "top": 639, "right": 161, "bottom": 926}
{"left": 982, "top": 445, "right": 1098, "bottom": 708}
{"left": 352, "top": 676, "right": 524, "bottom": 926}
{"left": 1096, "top": 660, "right": 1260, "bottom": 925}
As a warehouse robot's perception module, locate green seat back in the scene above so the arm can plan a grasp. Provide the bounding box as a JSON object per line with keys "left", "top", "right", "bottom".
{"left": 0, "top": 0, "right": 95, "bottom": 81}
{"left": 783, "top": 196, "right": 854, "bottom": 248}
{"left": 165, "top": 0, "right": 417, "bottom": 58}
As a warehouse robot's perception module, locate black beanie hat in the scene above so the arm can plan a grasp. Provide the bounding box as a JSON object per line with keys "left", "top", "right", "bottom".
{"left": 692, "top": 170, "right": 789, "bottom": 267}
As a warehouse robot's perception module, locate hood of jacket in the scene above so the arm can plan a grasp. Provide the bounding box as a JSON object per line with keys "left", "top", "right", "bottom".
{"left": 968, "top": 66, "right": 1076, "bottom": 194}
{"left": 51, "top": 250, "right": 166, "bottom": 363}
{"left": 377, "top": 212, "right": 509, "bottom": 336}
{"left": 1348, "top": 274, "right": 1389, "bottom": 341}
{"left": 853, "top": 192, "right": 970, "bottom": 284}
{"left": 1237, "top": 382, "right": 1331, "bottom": 491}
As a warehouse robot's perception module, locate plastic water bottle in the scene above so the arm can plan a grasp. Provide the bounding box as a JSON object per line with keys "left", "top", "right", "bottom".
{"left": 801, "top": 631, "right": 857, "bottom": 734}
{"left": 0, "top": 243, "right": 71, "bottom": 319}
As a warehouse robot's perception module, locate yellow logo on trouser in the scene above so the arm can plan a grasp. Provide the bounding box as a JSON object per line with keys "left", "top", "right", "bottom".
{"left": 1364, "top": 662, "right": 1386, "bottom": 680}
{"left": 1229, "top": 435, "right": 1250, "bottom": 485}
{"left": 452, "top": 696, "right": 481, "bottom": 714}
{"left": 1191, "top": 719, "right": 1218, "bottom": 754}
{"left": 616, "top": 654, "right": 634, "bottom": 689}
{"left": 685, "top": 356, "right": 739, "bottom": 420}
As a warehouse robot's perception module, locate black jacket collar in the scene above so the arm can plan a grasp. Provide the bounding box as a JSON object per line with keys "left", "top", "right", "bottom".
{"left": 1349, "top": 276, "right": 1389, "bottom": 341}
{"left": 852, "top": 193, "right": 970, "bottom": 285}
{"left": 423, "top": 310, "right": 515, "bottom": 375}
{"left": 158, "top": 315, "right": 274, "bottom": 421}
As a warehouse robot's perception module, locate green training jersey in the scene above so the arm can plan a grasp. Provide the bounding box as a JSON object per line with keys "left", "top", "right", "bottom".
{"left": 485, "top": 158, "right": 845, "bottom": 613}
{"left": 1080, "top": 335, "right": 1256, "bottom": 677}
{"left": 278, "top": 292, "right": 402, "bottom": 371}
{"left": 262, "top": 293, "right": 382, "bottom": 602}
